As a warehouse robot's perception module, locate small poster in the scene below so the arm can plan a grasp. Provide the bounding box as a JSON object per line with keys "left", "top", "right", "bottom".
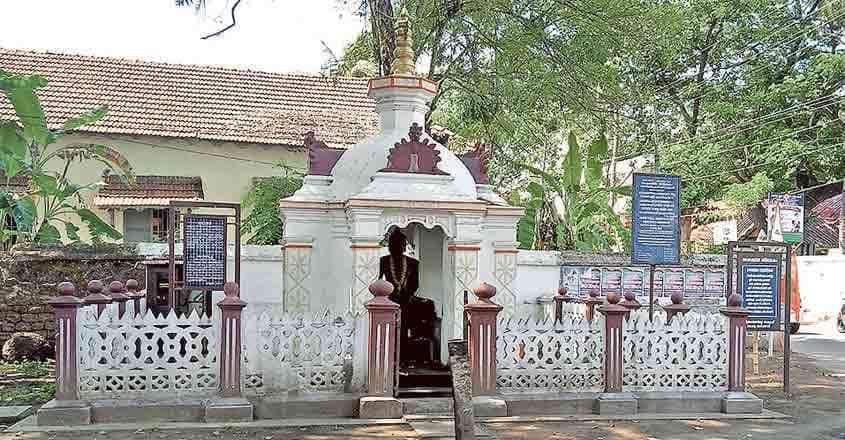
{"left": 562, "top": 267, "right": 581, "bottom": 298}
{"left": 652, "top": 269, "right": 665, "bottom": 298}
{"left": 685, "top": 269, "right": 706, "bottom": 297}
{"left": 705, "top": 269, "right": 726, "bottom": 296}
{"left": 622, "top": 268, "right": 645, "bottom": 298}
{"left": 602, "top": 268, "right": 623, "bottom": 295}
{"left": 664, "top": 269, "right": 685, "bottom": 297}
{"left": 581, "top": 267, "right": 601, "bottom": 297}
{"left": 767, "top": 193, "right": 804, "bottom": 244}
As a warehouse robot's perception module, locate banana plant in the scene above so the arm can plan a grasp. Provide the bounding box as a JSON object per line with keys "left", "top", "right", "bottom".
{"left": 517, "top": 132, "right": 631, "bottom": 251}
{"left": 0, "top": 69, "right": 134, "bottom": 246}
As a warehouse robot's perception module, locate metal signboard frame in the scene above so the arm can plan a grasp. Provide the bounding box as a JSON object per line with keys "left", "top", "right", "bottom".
{"left": 726, "top": 240, "right": 793, "bottom": 393}
{"left": 631, "top": 172, "right": 682, "bottom": 319}
{"left": 167, "top": 201, "right": 241, "bottom": 315}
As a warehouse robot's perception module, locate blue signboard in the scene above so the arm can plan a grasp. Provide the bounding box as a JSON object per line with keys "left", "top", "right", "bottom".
{"left": 738, "top": 253, "right": 782, "bottom": 331}
{"left": 631, "top": 173, "right": 681, "bottom": 265}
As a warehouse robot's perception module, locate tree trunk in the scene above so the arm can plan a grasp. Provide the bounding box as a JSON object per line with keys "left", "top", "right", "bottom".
{"left": 839, "top": 181, "right": 845, "bottom": 255}
{"left": 368, "top": 0, "right": 396, "bottom": 76}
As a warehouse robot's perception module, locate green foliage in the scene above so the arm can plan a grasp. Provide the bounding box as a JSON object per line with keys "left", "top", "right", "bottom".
{"left": 241, "top": 164, "right": 304, "bottom": 245}
{"left": 0, "top": 360, "right": 51, "bottom": 377}
{"left": 0, "top": 69, "right": 132, "bottom": 247}
{"left": 723, "top": 172, "right": 773, "bottom": 213}
{"left": 0, "top": 383, "right": 55, "bottom": 404}
{"left": 336, "top": 0, "right": 844, "bottom": 215}
{"left": 517, "top": 132, "right": 630, "bottom": 251}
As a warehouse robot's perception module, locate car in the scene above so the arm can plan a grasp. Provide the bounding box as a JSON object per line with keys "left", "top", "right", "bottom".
{"left": 838, "top": 303, "right": 845, "bottom": 333}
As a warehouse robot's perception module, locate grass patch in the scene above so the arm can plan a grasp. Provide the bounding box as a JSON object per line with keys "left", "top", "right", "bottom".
{"left": 0, "top": 383, "right": 55, "bottom": 404}
{"left": 0, "top": 360, "right": 51, "bottom": 378}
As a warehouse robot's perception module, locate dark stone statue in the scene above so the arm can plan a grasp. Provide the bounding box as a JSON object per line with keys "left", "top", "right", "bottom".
{"left": 379, "top": 229, "right": 438, "bottom": 367}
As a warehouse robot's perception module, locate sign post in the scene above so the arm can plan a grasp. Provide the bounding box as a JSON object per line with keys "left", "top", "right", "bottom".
{"left": 727, "top": 241, "right": 792, "bottom": 393}
{"left": 631, "top": 173, "right": 681, "bottom": 320}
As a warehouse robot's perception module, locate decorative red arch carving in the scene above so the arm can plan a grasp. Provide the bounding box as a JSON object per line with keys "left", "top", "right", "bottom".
{"left": 381, "top": 123, "right": 448, "bottom": 175}
{"left": 459, "top": 143, "right": 490, "bottom": 185}
{"left": 304, "top": 131, "right": 345, "bottom": 176}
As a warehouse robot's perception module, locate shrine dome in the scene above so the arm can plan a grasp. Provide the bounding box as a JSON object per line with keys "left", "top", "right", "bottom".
{"left": 328, "top": 81, "right": 479, "bottom": 202}
{"left": 290, "top": 9, "right": 499, "bottom": 205}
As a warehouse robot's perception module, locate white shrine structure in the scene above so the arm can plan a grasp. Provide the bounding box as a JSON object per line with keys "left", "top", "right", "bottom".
{"left": 278, "top": 15, "right": 523, "bottom": 354}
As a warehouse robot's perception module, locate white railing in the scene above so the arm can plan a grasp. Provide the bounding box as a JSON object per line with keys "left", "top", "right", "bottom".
{"left": 622, "top": 310, "right": 728, "bottom": 392}
{"left": 241, "top": 308, "right": 363, "bottom": 395}
{"left": 77, "top": 306, "right": 218, "bottom": 399}
{"left": 497, "top": 314, "right": 604, "bottom": 392}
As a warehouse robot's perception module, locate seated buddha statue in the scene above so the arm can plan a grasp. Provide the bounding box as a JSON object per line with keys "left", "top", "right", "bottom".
{"left": 379, "top": 229, "right": 438, "bottom": 367}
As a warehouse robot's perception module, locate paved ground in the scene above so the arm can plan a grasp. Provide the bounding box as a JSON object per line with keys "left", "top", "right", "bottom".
{"left": 792, "top": 320, "right": 845, "bottom": 376}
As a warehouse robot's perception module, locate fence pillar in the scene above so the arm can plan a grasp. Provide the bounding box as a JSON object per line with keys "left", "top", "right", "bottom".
{"left": 596, "top": 292, "right": 636, "bottom": 415}
{"left": 720, "top": 293, "right": 762, "bottom": 414}
{"left": 125, "top": 279, "right": 143, "bottom": 315}
{"left": 207, "top": 282, "right": 253, "bottom": 422}
{"left": 553, "top": 287, "right": 572, "bottom": 322}
{"left": 359, "top": 280, "right": 403, "bottom": 419}
{"left": 38, "top": 283, "right": 91, "bottom": 426}
{"left": 82, "top": 280, "right": 111, "bottom": 316}
{"left": 584, "top": 290, "right": 603, "bottom": 322}
{"left": 620, "top": 291, "right": 641, "bottom": 318}
{"left": 108, "top": 281, "right": 129, "bottom": 318}
{"left": 466, "top": 282, "right": 503, "bottom": 397}
{"left": 662, "top": 292, "right": 690, "bottom": 322}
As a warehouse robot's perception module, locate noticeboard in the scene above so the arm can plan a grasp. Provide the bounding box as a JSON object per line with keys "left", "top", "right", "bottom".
{"left": 183, "top": 214, "right": 227, "bottom": 290}
{"left": 738, "top": 252, "right": 782, "bottom": 331}
{"left": 560, "top": 265, "right": 726, "bottom": 304}
{"left": 631, "top": 173, "right": 681, "bottom": 265}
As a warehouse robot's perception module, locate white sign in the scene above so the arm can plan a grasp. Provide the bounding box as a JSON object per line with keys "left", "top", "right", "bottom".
{"left": 711, "top": 220, "right": 738, "bottom": 245}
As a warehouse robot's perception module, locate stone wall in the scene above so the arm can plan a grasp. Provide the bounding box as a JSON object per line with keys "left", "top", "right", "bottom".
{"left": 0, "top": 245, "right": 146, "bottom": 350}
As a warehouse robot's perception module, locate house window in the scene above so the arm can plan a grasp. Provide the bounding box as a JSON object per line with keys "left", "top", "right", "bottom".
{"left": 123, "top": 209, "right": 170, "bottom": 243}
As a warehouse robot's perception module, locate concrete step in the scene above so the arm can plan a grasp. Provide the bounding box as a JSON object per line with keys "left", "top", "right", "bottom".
{"left": 401, "top": 397, "right": 454, "bottom": 415}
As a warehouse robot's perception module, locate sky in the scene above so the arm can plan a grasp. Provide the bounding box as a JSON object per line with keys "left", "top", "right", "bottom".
{"left": 0, "top": 0, "right": 366, "bottom": 74}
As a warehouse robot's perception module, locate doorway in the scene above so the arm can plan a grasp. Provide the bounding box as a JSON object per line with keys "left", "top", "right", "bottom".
{"left": 391, "top": 223, "right": 453, "bottom": 397}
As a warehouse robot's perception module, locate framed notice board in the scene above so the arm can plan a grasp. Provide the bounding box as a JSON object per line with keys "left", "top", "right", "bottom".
{"left": 183, "top": 214, "right": 228, "bottom": 290}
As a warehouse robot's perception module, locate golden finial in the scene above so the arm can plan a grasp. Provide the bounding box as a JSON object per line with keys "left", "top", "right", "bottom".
{"left": 390, "top": 7, "right": 416, "bottom": 76}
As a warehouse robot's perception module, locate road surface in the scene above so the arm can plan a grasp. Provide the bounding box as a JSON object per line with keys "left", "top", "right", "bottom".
{"left": 792, "top": 319, "right": 845, "bottom": 376}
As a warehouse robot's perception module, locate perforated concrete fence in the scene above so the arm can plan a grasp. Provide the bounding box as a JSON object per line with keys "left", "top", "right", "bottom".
{"left": 77, "top": 306, "right": 219, "bottom": 399}
{"left": 496, "top": 313, "right": 604, "bottom": 393}
{"left": 622, "top": 310, "right": 728, "bottom": 392}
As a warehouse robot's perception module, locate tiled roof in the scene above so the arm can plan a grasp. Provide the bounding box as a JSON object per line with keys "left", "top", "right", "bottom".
{"left": 0, "top": 48, "right": 379, "bottom": 147}
{"left": 806, "top": 193, "right": 841, "bottom": 248}
{"left": 95, "top": 175, "right": 204, "bottom": 207}
{"left": 0, "top": 172, "right": 29, "bottom": 195}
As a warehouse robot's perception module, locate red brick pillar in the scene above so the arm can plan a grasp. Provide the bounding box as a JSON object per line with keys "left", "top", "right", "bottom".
{"left": 47, "top": 283, "right": 83, "bottom": 402}
{"left": 584, "top": 290, "right": 604, "bottom": 322}
{"left": 82, "top": 280, "right": 111, "bottom": 316}
{"left": 466, "top": 282, "right": 503, "bottom": 396}
{"left": 663, "top": 292, "right": 691, "bottom": 322}
{"left": 598, "top": 292, "right": 628, "bottom": 393}
{"left": 108, "top": 281, "right": 129, "bottom": 318}
{"left": 366, "top": 280, "right": 400, "bottom": 396}
{"left": 721, "top": 293, "right": 750, "bottom": 392}
{"left": 125, "top": 279, "right": 143, "bottom": 316}
{"left": 218, "top": 282, "right": 247, "bottom": 398}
